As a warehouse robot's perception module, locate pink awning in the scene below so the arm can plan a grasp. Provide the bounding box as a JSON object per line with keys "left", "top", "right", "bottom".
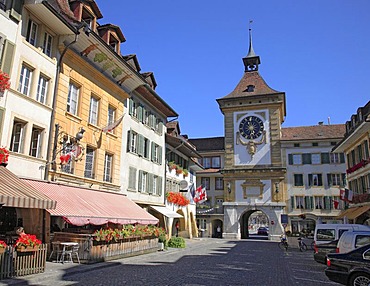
{"left": 23, "top": 179, "right": 158, "bottom": 226}
{"left": 0, "top": 166, "right": 56, "bottom": 209}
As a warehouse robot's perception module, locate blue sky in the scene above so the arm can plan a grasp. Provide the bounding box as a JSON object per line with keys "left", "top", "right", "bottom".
{"left": 98, "top": 0, "right": 370, "bottom": 138}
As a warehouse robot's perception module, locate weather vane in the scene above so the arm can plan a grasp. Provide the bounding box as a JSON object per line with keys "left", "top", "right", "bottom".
{"left": 249, "top": 20, "right": 253, "bottom": 31}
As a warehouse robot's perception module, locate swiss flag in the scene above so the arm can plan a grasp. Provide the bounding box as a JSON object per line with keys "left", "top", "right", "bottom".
{"left": 194, "top": 186, "right": 207, "bottom": 204}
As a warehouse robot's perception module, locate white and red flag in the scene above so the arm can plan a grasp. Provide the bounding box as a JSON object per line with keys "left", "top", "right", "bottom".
{"left": 102, "top": 114, "right": 125, "bottom": 133}
{"left": 193, "top": 185, "right": 207, "bottom": 204}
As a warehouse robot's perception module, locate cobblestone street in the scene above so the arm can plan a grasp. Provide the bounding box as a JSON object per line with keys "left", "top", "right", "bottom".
{"left": 0, "top": 238, "right": 335, "bottom": 286}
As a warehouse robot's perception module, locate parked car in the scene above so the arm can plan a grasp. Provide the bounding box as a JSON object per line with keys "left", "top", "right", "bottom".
{"left": 257, "top": 227, "right": 268, "bottom": 236}
{"left": 337, "top": 231, "right": 370, "bottom": 254}
{"left": 325, "top": 244, "right": 370, "bottom": 286}
{"left": 313, "top": 239, "right": 339, "bottom": 264}
{"left": 314, "top": 224, "right": 370, "bottom": 246}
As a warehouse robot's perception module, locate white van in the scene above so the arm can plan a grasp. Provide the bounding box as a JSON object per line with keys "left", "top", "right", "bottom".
{"left": 336, "top": 230, "right": 370, "bottom": 253}
{"left": 314, "top": 224, "right": 370, "bottom": 245}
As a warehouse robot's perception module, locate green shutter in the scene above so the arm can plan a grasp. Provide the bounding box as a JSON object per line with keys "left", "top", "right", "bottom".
{"left": 290, "top": 196, "right": 295, "bottom": 210}
{"left": 308, "top": 174, "right": 312, "bottom": 186}
{"left": 137, "top": 105, "right": 143, "bottom": 122}
{"left": 321, "top": 153, "right": 330, "bottom": 164}
{"left": 288, "top": 154, "right": 293, "bottom": 165}
{"left": 340, "top": 153, "right": 345, "bottom": 163}
{"left": 158, "top": 121, "right": 163, "bottom": 135}
{"left": 304, "top": 196, "right": 310, "bottom": 209}
{"left": 318, "top": 174, "right": 323, "bottom": 186}
{"left": 148, "top": 174, "right": 154, "bottom": 194}
{"left": 0, "top": 108, "right": 4, "bottom": 139}
{"left": 10, "top": 0, "right": 24, "bottom": 22}
{"left": 158, "top": 176, "right": 163, "bottom": 196}
{"left": 128, "top": 98, "right": 133, "bottom": 115}
{"left": 137, "top": 134, "right": 144, "bottom": 156}
{"left": 324, "top": 196, "right": 331, "bottom": 210}
{"left": 126, "top": 130, "right": 131, "bottom": 152}
{"left": 151, "top": 141, "right": 155, "bottom": 162}
{"left": 1, "top": 40, "right": 15, "bottom": 74}
{"left": 302, "top": 154, "right": 311, "bottom": 164}
{"left": 327, "top": 174, "right": 332, "bottom": 187}
{"left": 138, "top": 170, "right": 143, "bottom": 192}
{"left": 158, "top": 145, "right": 162, "bottom": 165}
{"left": 341, "top": 173, "right": 346, "bottom": 187}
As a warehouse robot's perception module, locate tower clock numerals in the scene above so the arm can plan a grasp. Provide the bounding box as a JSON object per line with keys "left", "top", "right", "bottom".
{"left": 238, "top": 116, "right": 264, "bottom": 140}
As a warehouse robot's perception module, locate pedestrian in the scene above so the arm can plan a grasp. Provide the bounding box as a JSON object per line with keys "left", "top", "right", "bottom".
{"left": 175, "top": 222, "right": 179, "bottom": 237}
{"left": 217, "top": 226, "right": 221, "bottom": 238}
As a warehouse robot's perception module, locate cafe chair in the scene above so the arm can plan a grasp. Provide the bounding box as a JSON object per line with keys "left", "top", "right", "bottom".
{"left": 63, "top": 244, "right": 80, "bottom": 264}
{"left": 49, "top": 241, "right": 62, "bottom": 262}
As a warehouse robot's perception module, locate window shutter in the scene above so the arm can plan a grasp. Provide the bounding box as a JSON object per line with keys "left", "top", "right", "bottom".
{"left": 302, "top": 154, "right": 311, "bottom": 164}
{"left": 126, "top": 130, "right": 131, "bottom": 152}
{"left": 137, "top": 105, "right": 143, "bottom": 122}
{"left": 151, "top": 141, "right": 155, "bottom": 162}
{"left": 304, "top": 196, "right": 310, "bottom": 209}
{"left": 290, "top": 196, "right": 295, "bottom": 210}
{"left": 138, "top": 170, "right": 143, "bottom": 192}
{"left": 288, "top": 154, "right": 293, "bottom": 165}
{"left": 327, "top": 174, "right": 332, "bottom": 187}
{"left": 128, "top": 167, "right": 137, "bottom": 190}
{"left": 324, "top": 196, "right": 331, "bottom": 210}
{"left": 341, "top": 173, "right": 346, "bottom": 186}
{"left": 321, "top": 153, "right": 330, "bottom": 164}
{"left": 0, "top": 108, "right": 4, "bottom": 139}
{"left": 137, "top": 134, "right": 144, "bottom": 157}
{"left": 318, "top": 174, "right": 323, "bottom": 186}
{"left": 308, "top": 174, "right": 313, "bottom": 187}
{"left": 10, "top": 0, "right": 24, "bottom": 22}
{"left": 158, "top": 146, "right": 162, "bottom": 165}
{"left": 128, "top": 98, "right": 133, "bottom": 115}
{"left": 158, "top": 121, "right": 163, "bottom": 135}
{"left": 340, "top": 153, "right": 345, "bottom": 163}
{"left": 148, "top": 174, "right": 153, "bottom": 194}
{"left": 158, "top": 176, "right": 163, "bottom": 196}
{"left": 310, "top": 197, "right": 314, "bottom": 209}
{"left": 1, "top": 40, "right": 15, "bottom": 74}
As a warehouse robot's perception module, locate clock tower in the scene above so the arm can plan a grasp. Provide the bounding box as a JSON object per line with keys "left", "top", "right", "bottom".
{"left": 216, "top": 28, "right": 287, "bottom": 240}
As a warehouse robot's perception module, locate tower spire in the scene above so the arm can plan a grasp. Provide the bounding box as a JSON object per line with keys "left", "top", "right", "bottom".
{"left": 243, "top": 20, "right": 261, "bottom": 72}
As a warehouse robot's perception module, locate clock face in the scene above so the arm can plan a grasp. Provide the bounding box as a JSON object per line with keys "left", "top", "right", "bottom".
{"left": 238, "top": 116, "right": 264, "bottom": 140}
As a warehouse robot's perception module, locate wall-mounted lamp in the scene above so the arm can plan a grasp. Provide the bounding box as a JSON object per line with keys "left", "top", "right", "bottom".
{"left": 75, "top": 127, "right": 85, "bottom": 141}
{"left": 227, "top": 182, "right": 231, "bottom": 194}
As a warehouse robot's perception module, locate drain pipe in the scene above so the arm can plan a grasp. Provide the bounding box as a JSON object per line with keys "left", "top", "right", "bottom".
{"left": 43, "top": 31, "right": 81, "bottom": 181}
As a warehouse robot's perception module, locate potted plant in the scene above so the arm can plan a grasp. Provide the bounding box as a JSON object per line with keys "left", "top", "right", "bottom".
{"left": 183, "top": 169, "right": 189, "bottom": 177}
{"left": 168, "top": 161, "right": 177, "bottom": 170}
{"left": 15, "top": 234, "right": 42, "bottom": 252}
{"left": 0, "top": 240, "right": 7, "bottom": 254}
{"left": 176, "top": 166, "right": 183, "bottom": 175}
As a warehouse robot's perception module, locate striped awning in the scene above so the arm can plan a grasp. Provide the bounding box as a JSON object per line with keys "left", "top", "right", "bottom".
{"left": 0, "top": 166, "right": 56, "bottom": 209}
{"left": 337, "top": 206, "right": 370, "bottom": 220}
{"left": 23, "top": 179, "right": 159, "bottom": 226}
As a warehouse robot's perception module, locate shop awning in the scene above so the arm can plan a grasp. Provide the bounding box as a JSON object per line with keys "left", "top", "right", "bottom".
{"left": 23, "top": 179, "right": 158, "bottom": 226}
{"left": 337, "top": 206, "right": 370, "bottom": 220}
{"left": 150, "top": 206, "right": 183, "bottom": 218}
{"left": 0, "top": 166, "right": 56, "bottom": 209}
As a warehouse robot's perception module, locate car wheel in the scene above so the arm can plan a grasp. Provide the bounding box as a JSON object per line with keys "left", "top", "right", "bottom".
{"left": 349, "top": 272, "right": 370, "bottom": 286}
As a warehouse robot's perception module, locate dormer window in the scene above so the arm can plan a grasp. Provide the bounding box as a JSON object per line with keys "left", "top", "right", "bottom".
{"left": 109, "top": 38, "right": 118, "bottom": 52}
{"left": 82, "top": 8, "right": 95, "bottom": 30}
{"left": 244, "top": 85, "right": 255, "bottom": 92}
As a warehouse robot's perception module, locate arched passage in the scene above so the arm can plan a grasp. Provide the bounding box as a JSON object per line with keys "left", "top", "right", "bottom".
{"left": 240, "top": 209, "right": 269, "bottom": 239}
{"left": 211, "top": 219, "right": 223, "bottom": 238}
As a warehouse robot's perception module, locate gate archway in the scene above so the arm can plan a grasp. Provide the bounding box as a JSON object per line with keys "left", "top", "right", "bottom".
{"left": 240, "top": 209, "right": 269, "bottom": 239}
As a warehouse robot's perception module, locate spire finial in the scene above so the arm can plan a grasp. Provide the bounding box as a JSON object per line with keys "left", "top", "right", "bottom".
{"left": 247, "top": 20, "right": 256, "bottom": 58}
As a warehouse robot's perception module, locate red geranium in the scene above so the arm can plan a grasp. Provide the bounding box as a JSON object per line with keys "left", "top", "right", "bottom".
{"left": 166, "top": 192, "right": 190, "bottom": 206}
{"left": 0, "top": 240, "right": 7, "bottom": 248}
{"left": 0, "top": 70, "right": 10, "bottom": 93}
{"left": 15, "top": 234, "right": 42, "bottom": 248}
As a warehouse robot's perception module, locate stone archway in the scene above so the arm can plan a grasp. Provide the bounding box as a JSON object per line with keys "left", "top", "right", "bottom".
{"left": 211, "top": 219, "right": 223, "bottom": 238}
{"left": 240, "top": 209, "right": 269, "bottom": 239}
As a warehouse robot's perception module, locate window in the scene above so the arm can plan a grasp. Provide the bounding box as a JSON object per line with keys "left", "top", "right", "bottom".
{"left": 201, "top": 177, "right": 210, "bottom": 190}
{"left": 292, "top": 154, "right": 302, "bottom": 164}
{"left": 18, "top": 65, "right": 32, "bottom": 96}
{"left": 103, "top": 153, "right": 113, "bottom": 182}
{"left": 294, "top": 143, "right": 300, "bottom": 147}
{"left": 202, "top": 158, "right": 211, "bottom": 168}
{"left": 294, "top": 174, "right": 304, "bottom": 186}
{"left": 67, "top": 83, "right": 79, "bottom": 115}
{"left": 29, "top": 127, "right": 42, "bottom": 157}
{"left": 312, "top": 142, "right": 318, "bottom": 146}
{"left": 151, "top": 175, "right": 158, "bottom": 195}
{"left": 88, "top": 96, "right": 99, "bottom": 125}
{"left": 42, "top": 32, "right": 53, "bottom": 57}
{"left": 311, "top": 153, "right": 321, "bottom": 164}
{"left": 128, "top": 130, "right": 137, "bottom": 153}
{"left": 330, "top": 153, "right": 340, "bottom": 164}
{"left": 138, "top": 170, "right": 148, "bottom": 193}
{"left": 36, "top": 74, "right": 48, "bottom": 104}
{"left": 137, "top": 134, "right": 149, "bottom": 158}
{"left": 10, "top": 121, "right": 25, "bottom": 153}
{"left": 315, "top": 196, "right": 324, "bottom": 209}
{"left": 128, "top": 167, "right": 137, "bottom": 191}
{"left": 215, "top": 177, "right": 224, "bottom": 190}
{"left": 26, "top": 20, "right": 38, "bottom": 46}
{"left": 84, "top": 147, "right": 95, "bottom": 179}
{"left": 309, "top": 173, "right": 323, "bottom": 186}
{"left": 295, "top": 196, "right": 304, "bottom": 209}
{"left": 128, "top": 98, "right": 138, "bottom": 118}
{"left": 328, "top": 173, "right": 342, "bottom": 186}
{"left": 212, "top": 157, "right": 221, "bottom": 168}
{"left": 107, "top": 106, "right": 115, "bottom": 132}
{"left": 151, "top": 142, "right": 162, "bottom": 164}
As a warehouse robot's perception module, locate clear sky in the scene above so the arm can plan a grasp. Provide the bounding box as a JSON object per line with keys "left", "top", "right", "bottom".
{"left": 98, "top": 0, "right": 370, "bottom": 138}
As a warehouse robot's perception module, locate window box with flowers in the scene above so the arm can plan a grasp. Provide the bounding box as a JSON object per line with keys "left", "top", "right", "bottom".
{"left": 176, "top": 166, "right": 183, "bottom": 175}
{"left": 168, "top": 161, "right": 177, "bottom": 171}
{"left": 15, "top": 234, "right": 42, "bottom": 252}
{"left": 183, "top": 169, "right": 189, "bottom": 177}
{"left": 166, "top": 192, "right": 190, "bottom": 207}
{"left": 0, "top": 70, "right": 10, "bottom": 97}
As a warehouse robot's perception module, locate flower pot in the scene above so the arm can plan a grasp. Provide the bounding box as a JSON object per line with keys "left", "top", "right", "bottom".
{"left": 17, "top": 246, "right": 39, "bottom": 252}
{"left": 158, "top": 242, "right": 164, "bottom": 251}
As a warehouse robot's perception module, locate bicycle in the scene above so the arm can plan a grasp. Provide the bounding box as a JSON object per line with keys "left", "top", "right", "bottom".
{"left": 298, "top": 237, "right": 307, "bottom": 252}
{"left": 278, "top": 235, "right": 289, "bottom": 251}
